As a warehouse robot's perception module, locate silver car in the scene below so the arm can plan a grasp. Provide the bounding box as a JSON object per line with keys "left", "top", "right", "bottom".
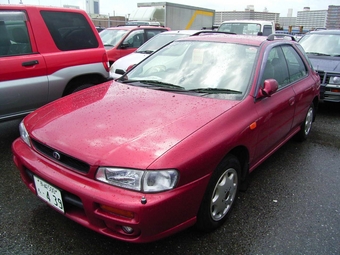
{"left": 110, "top": 30, "right": 200, "bottom": 79}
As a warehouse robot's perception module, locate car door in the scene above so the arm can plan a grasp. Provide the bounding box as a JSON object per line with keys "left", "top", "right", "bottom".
{"left": 282, "top": 44, "right": 315, "bottom": 129}
{"left": 0, "top": 11, "right": 48, "bottom": 121}
{"left": 118, "top": 29, "right": 145, "bottom": 60}
{"left": 253, "top": 45, "right": 296, "bottom": 161}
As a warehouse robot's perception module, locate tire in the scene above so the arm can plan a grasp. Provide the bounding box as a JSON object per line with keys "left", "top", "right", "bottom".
{"left": 71, "top": 83, "right": 93, "bottom": 93}
{"left": 295, "top": 103, "right": 314, "bottom": 142}
{"left": 196, "top": 154, "right": 240, "bottom": 232}
{"left": 65, "top": 77, "right": 99, "bottom": 95}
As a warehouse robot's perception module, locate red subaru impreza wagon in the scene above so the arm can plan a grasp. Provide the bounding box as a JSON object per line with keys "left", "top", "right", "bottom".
{"left": 12, "top": 32, "right": 320, "bottom": 243}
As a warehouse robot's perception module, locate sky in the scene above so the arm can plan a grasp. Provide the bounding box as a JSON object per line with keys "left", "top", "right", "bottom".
{"left": 0, "top": 0, "right": 338, "bottom": 17}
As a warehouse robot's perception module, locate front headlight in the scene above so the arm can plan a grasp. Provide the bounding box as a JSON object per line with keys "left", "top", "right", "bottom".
{"left": 19, "top": 121, "right": 31, "bottom": 147}
{"left": 96, "top": 167, "right": 178, "bottom": 192}
{"left": 329, "top": 76, "right": 340, "bottom": 85}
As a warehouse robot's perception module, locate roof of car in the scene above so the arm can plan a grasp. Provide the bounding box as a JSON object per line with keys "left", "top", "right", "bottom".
{"left": 178, "top": 33, "right": 269, "bottom": 46}
{"left": 106, "top": 26, "right": 169, "bottom": 30}
{"left": 307, "top": 29, "right": 340, "bottom": 35}
{"left": 1, "top": 4, "right": 87, "bottom": 13}
{"left": 159, "top": 30, "right": 202, "bottom": 35}
{"left": 221, "top": 20, "right": 273, "bottom": 24}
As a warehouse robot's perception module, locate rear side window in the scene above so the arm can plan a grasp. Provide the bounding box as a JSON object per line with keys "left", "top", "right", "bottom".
{"left": 0, "top": 11, "right": 32, "bottom": 56}
{"left": 41, "top": 11, "right": 99, "bottom": 51}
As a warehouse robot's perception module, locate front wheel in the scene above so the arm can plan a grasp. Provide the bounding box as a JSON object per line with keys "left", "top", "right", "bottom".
{"left": 295, "top": 103, "right": 314, "bottom": 142}
{"left": 65, "top": 77, "right": 99, "bottom": 95}
{"left": 196, "top": 154, "right": 240, "bottom": 231}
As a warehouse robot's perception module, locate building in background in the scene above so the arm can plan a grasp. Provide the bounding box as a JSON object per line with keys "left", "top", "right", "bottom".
{"left": 214, "top": 5, "right": 279, "bottom": 25}
{"left": 278, "top": 16, "right": 297, "bottom": 30}
{"left": 63, "top": 5, "right": 79, "bottom": 9}
{"left": 90, "top": 14, "right": 126, "bottom": 28}
{"left": 86, "top": 0, "right": 99, "bottom": 15}
{"left": 326, "top": 5, "right": 340, "bottom": 29}
{"left": 296, "top": 7, "right": 327, "bottom": 30}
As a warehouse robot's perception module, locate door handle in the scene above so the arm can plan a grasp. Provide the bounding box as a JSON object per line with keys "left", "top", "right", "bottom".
{"left": 22, "top": 60, "right": 39, "bottom": 66}
{"left": 289, "top": 97, "right": 295, "bottom": 106}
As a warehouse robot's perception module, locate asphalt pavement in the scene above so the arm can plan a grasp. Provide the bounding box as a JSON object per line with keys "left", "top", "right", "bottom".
{"left": 1, "top": 102, "right": 339, "bottom": 255}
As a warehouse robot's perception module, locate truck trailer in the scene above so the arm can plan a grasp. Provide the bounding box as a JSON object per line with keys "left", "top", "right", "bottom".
{"left": 129, "top": 2, "right": 215, "bottom": 30}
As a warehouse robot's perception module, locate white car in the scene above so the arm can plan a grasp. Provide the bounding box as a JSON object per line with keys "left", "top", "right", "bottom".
{"left": 110, "top": 30, "right": 200, "bottom": 79}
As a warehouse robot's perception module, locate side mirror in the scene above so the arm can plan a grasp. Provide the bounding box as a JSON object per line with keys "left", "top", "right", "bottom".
{"left": 257, "top": 79, "right": 278, "bottom": 98}
{"left": 120, "top": 43, "right": 129, "bottom": 49}
{"left": 115, "top": 69, "right": 125, "bottom": 75}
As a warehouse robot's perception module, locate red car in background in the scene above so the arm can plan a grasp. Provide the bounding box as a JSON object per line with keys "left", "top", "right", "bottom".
{"left": 99, "top": 26, "right": 170, "bottom": 66}
{"left": 12, "top": 33, "right": 320, "bottom": 243}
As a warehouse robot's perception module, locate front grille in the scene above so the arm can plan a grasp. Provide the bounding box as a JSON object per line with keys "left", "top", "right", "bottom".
{"left": 31, "top": 139, "right": 90, "bottom": 174}
{"left": 317, "top": 71, "right": 332, "bottom": 84}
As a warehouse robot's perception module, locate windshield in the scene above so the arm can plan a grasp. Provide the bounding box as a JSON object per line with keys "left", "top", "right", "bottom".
{"left": 99, "top": 29, "right": 128, "bottom": 47}
{"left": 121, "top": 40, "right": 258, "bottom": 99}
{"left": 136, "top": 33, "right": 194, "bottom": 53}
{"left": 218, "top": 23, "right": 261, "bottom": 35}
{"left": 299, "top": 34, "right": 340, "bottom": 56}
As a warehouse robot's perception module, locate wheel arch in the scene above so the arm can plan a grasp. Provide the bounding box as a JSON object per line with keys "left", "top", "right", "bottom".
{"left": 63, "top": 73, "right": 107, "bottom": 96}
{"left": 312, "top": 96, "right": 319, "bottom": 121}
{"left": 228, "top": 146, "right": 249, "bottom": 182}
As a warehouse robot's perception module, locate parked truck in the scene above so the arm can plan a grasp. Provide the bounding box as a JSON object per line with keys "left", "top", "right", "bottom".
{"left": 218, "top": 20, "right": 275, "bottom": 36}
{"left": 129, "top": 2, "right": 215, "bottom": 30}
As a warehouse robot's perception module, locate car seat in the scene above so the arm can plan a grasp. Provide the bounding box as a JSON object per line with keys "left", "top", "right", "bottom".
{"left": 132, "top": 34, "right": 143, "bottom": 48}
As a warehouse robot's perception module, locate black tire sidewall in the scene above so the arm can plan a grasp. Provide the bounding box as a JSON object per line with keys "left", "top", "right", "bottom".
{"left": 295, "top": 103, "right": 314, "bottom": 142}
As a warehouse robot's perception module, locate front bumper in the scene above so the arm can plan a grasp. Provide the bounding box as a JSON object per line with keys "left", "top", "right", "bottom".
{"left": 12, "top": 138, "right": 209, "bottom": 243}
{"left": 318, "top": 71, "right": 340, "bottom": 102}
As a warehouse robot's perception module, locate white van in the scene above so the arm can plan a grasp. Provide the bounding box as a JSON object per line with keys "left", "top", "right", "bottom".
{"left": 218, "top": 20, "right": 275, "bottom": 36}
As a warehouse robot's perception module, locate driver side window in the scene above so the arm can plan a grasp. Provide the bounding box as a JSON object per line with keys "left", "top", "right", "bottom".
{"left": 261, "top": 46, "right": 290, "bottom": 89}
{"left": 0, "top": 16, "right": 32, "bottom": 56}
{"left": 123, "top": 30, "right": 144, "bottom": 48}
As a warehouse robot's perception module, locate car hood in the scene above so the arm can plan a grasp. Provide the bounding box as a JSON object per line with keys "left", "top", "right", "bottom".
{"left": 110, "top": 53, "right": 149, "bottom": 77}
{"left": 26, "top": 82, "right": 239, "bottom": 169}
{"left": 308, "top": 55, "right": 340, "bottom": 73}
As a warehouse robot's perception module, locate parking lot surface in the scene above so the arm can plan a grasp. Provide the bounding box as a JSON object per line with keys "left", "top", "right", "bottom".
{"left": 1, "top": 102, "right": 339, "bottom": 255}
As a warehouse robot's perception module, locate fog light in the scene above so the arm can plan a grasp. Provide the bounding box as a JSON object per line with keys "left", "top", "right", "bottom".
{"left": 122, "top": 225, "right": 134, "bottom": 234}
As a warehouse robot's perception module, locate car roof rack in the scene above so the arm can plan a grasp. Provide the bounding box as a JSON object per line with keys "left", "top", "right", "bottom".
{"left": 267, "top": 34, "right": 296, "bottom": 41}
{"left": 192, "top": 31, "right": 236, "bottom": 36}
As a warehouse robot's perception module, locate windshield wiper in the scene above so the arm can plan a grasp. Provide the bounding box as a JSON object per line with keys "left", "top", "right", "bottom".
{"left": 188, "top": 88, "right": 242, "bottom": 94}
{"left": 306, "top": 52, "right": 331, "bottom": 56}
{"left": 136, "top": 50, "right": 154, "bottom": 54}
{"left": 139, "top": 80, "right": 185, "bottom": 90}
{"left": 120, "top": 79, "right": 185, "bottom": 90}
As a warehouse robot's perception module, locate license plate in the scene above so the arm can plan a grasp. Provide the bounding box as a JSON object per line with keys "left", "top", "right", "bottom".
{"left": 33, "top": 175, "right": 65, "bottom": 213}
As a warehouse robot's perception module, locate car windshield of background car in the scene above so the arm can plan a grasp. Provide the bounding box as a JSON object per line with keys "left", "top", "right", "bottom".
{"left": 123, "top": 41, "right": 258, "bottom": 98}
{"left": 219, "top": 23, "right": 261, "bottom": 35}
{"left": 100, "top": 29, "right": 128, "bottom": 47}
{"left": 299, "top": 34, "right": 340, "bottom": 56}
{"left": 136, "top": 33, "right": 195, "bottom": 53}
